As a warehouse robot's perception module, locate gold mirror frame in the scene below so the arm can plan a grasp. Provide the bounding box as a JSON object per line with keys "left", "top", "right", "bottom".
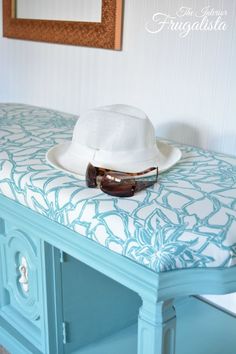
{"left": 2, "top": 0, "right": 123, "bottom": 50}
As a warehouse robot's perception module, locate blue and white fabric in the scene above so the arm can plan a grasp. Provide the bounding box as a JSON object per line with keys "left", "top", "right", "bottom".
{"left": 0, "top": 103, "right": 236, "bottom": 272}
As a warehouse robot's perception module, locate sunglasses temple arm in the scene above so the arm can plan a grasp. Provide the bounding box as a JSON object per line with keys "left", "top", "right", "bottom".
{"left": 128, "top": 167, "right": 158, "bottom": 177}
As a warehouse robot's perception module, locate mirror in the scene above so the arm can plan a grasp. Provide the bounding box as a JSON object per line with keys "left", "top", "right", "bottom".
{"left": 15, "top": 0, "right": 102, "bottom": 23}
{"left": 3, "top": 0, "right": 123, "bottom": 50}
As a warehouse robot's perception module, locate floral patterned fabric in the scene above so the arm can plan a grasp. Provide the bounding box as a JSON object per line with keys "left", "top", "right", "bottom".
{"left": 0, "top": 103, "right": 236, "bottom": 273}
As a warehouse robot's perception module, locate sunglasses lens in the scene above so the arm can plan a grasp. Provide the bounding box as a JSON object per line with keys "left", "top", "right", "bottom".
{"left": 85, "top": 163, "right": 98, "bottom": 188}
{"left": 101, "top": 175, "right": 135, "bottom": 197}
{"left": 86, "top": 163, "right": 158, "bottom": 197}
{"left": 134, "top": 180, "right": 156, "bottom": 193}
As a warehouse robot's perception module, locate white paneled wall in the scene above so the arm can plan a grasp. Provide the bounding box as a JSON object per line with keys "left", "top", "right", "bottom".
{"left": 0, "top": 0, "right": 236, "bottom": 312}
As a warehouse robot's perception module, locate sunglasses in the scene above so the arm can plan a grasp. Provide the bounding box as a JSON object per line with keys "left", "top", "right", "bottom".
{"left": 85, "top": 163, "right": 158, "bottom": 197}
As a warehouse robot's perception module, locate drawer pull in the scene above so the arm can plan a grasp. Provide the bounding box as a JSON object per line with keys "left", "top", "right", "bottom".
{"left": 19, "top": 256, "right": 29, "bottom": 293}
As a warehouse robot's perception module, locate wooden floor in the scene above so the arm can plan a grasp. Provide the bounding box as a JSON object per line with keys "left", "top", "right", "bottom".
{"left": 0, "top": 347, "right": 8, "bottom": 354}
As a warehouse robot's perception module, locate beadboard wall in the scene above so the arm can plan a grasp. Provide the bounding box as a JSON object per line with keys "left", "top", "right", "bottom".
{"left": 0, "top": 0, "right": 236, "bottom": 312}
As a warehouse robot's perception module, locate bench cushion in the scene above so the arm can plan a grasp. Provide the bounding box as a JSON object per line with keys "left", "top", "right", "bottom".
{"left": 0, "top": 103, "right": 236, "bottom": 272}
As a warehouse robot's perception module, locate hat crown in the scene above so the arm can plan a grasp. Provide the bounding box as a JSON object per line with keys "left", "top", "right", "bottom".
{"left": 72, "top": 104, "right": 156, "bottom": 152}
{"left": 46, "top": 104, "right": 182, "bottom": 176}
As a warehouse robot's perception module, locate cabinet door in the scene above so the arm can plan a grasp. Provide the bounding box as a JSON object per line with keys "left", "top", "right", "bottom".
{"left": 0, "top": 215, "right": 44, "bottom": 353}
{"left": 59, "top": 253, "right": 141, "bottom": 354}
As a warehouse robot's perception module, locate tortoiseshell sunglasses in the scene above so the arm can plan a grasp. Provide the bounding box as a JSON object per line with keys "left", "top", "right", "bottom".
{"left": 85, "top": 163, "right": 158, "bottom": 197}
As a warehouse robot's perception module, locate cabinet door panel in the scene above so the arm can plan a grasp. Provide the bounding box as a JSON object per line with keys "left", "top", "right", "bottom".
{"left": 0, "top": 216, "right": 42, "bottom": 351}
{"left": 60, "top": 254, "right": 141, "bottom": 353}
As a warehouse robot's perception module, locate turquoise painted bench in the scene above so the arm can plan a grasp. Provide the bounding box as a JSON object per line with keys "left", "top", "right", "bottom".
{"left": 0, "top": 103, "right": 236, "bottom": 354}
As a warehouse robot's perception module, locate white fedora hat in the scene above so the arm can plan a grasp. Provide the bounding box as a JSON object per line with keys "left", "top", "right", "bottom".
{"left": 46, "top": 104, "right": 181, "bottom": 178}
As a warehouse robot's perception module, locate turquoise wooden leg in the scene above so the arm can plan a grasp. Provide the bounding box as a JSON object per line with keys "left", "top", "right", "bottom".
{"left": 138, "top": 299, "right": 176, "bottom": 354}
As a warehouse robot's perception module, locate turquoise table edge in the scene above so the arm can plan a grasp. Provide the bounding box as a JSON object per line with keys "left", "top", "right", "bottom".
{"left": 1, "top": 194, "right": 236, "bottom": 302}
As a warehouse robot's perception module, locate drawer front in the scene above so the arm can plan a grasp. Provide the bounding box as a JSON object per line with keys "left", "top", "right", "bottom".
{"left": 0, "top": 215, "right": 43, "bottom": 352}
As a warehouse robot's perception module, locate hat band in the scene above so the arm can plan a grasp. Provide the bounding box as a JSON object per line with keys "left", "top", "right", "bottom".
{"left": 67, "top": 141, "right": 159, "bottom": 172}
{"left": 93, "top": 145, "right": 158, "bottom": 165}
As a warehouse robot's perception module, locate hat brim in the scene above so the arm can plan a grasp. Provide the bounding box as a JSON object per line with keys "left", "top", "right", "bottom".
{"left": 46, "top": 141, "right": 182, "bottom": 180}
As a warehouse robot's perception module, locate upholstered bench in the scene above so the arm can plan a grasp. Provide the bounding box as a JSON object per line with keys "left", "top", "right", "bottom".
{"left": 0, "top": 103, "right": 236, "bottom": 354}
